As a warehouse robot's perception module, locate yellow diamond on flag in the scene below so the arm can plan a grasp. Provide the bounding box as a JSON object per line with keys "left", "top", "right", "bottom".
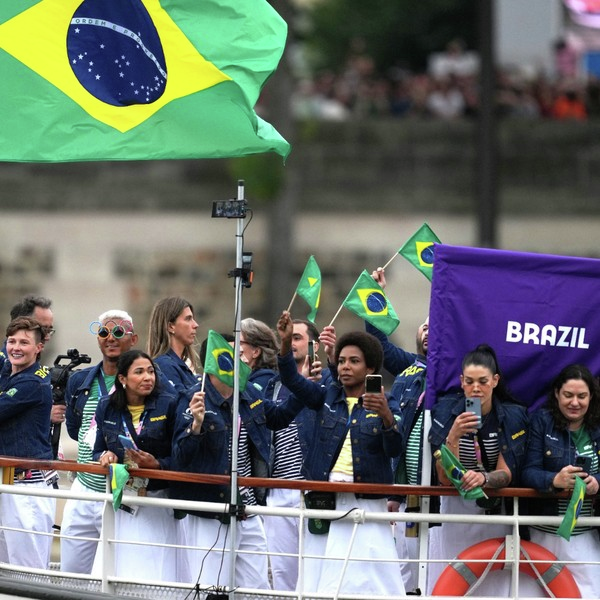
{"left": 211, "top": 348, "right": 234, "bottom": 379}
{"left": 416, "top": 241, "right": 436, "bottom": 267}
{"left": 356, "top": 289, "right": 389, "bottom": 316}
{"left": 0, "top": 0, "right": 230, "bottom": 133}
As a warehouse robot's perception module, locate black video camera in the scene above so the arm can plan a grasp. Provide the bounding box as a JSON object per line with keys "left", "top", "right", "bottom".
{"left": 50, "top": 348, "right": 92, "bottom": 406}
{"left": 49, "top": 348, "right": 92, "bottom": 460}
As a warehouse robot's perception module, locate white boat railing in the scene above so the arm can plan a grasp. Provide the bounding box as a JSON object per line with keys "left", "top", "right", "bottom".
{"left": 0, "top": 457, "right": 596, "bottom": 600}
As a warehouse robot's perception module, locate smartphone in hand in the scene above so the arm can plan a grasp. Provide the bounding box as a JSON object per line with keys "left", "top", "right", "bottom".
{"left": 365, "top": 374, "right": 383, "bottom": 394}
{"left": 465, "top": 397, "right": 482, "bottom": 429}
{"left": 308, "top": 340, "right": 316, "bottom": 369}
{"left": 575, "top": 455, "right": 592, "bottom": 474}
{"left": 118, "top": 434, "right": 138, "bottom": 451}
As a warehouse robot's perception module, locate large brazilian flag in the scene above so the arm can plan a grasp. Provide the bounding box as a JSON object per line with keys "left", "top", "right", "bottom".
{"left": 0, "top": 0, "right": 290, "bottom": 161}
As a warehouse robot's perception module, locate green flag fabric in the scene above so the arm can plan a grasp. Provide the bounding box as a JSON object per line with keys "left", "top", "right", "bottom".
{"left": 0, "top": 0, "right": 290, "bottom": 162}
{"left": 295, "top": 256, "right": 321, "bottom": 323}
{"left": 204, "top": 330, "right": 251, "bottom": 390}
{"left": 109, "top": 463, "right": 130, "bottom": 511}
{"left": 342, "top": 270, "right": 400, "bottom": 335}
{"left": 434, "top": 444, "right": 487, "bottom": 501}
{"left": 556, "top": 476, "right": 586, "bottom": 541}
{"left": 398, "top": 223, "right": 441, "bottom": 281}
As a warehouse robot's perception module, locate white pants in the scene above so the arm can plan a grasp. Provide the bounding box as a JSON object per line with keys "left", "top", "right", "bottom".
{"left": 392, "top": 501, "right": 418, "bottom": 592}
{"left": 112, "top": 489, "right": 178, "bottom": 583}
{"left": 264, "top": 487, "right": 300, "bottom": 591}
{"left": 529, "top": 528, "right": 600, "bottom": 599}
{"left": 299, "top": 493, "right": 406, "bottom": 597}
{"left": 60, "top": 477, "right": 104, "bottom": 573}
{"left": 179, "top": 513, "right": 270, "bottom": 590}
{"left": 0, "top": 481, "right": 56, "bottom": 569}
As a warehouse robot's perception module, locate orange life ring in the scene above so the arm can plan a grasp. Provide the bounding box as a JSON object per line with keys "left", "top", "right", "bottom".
{"left": 432, "top": 537, "right": 581, "bottom": 597}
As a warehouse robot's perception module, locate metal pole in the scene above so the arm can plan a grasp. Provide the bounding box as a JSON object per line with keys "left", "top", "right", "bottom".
{"left": 228, "top": 179, "right": 245, "bottom": 596}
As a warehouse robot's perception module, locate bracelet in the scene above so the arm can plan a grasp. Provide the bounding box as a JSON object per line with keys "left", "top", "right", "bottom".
{"left": 481, "top": 471, "right": 489, "bottom": 487}
{"left": 445, "top": 437, "right": 457, "bottom": 447}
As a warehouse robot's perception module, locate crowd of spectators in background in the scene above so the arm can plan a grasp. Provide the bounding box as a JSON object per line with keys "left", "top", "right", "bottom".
{"left": 290, "top": 38, "right": 599, "bottom": 122}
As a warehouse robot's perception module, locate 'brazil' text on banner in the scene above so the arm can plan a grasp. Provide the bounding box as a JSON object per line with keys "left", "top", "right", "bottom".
{"left": 426, "top": 245, "right": 600, "bottom": 410}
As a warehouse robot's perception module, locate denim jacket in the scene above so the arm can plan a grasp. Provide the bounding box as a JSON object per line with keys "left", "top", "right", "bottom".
{"left": 170, "top": 374, "right": 269, "bottom": 513}
{"left": 65, "top": 362, "right": 106, "bottom": 441}
{"left": 170, "top": 371, "right": 303, "bottom": 512}
{"left": 522, "top": 409, "right": 600, "bottom": 500}
{"left": 154, "top": 349, "right": 199, "bottom": 396}
{"left": 0, "top": 361, "right": 53, "bottom": 459}
{"left": 278, "top": 350, "right": 402, "bottom": 487}
{"left": 390, "top": 357, "right": 427, "bottom": 482}
{"left": 92, "top": 390, "right": 177, "bottom": 490}
{"left": 428, "top": 393, "right": 529, "bottom": 485}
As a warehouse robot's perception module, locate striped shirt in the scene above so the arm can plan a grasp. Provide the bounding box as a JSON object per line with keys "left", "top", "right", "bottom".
{"left": 77, "top": 374, "right": 115, "bottom": 492}
{"left": 457, "top": 411, "right": 501, "bottom": 473}
{"left": 237, "top": 423, "right": 257, "bottom": 506}
{"left": 272, "top": 422, "right": 304, "bottom": 480}
{"left": 405, "top": 411, "right": 423, "bottom": 485}
{"left": 271, "top": 382, "right": 304, "bottom": 480}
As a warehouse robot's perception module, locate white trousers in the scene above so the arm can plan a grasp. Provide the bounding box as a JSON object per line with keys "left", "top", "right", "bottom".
{"left": 0, "top": 481, "right": 56, "bottom": 569}
{"left": 179, "top": 513, "right": 270, "bottom": 590}
{"left": 60, "top": 477, "right": 104, "bottom": 573}
{"left": 529, "top": 528, "right": 600, "bottom": 599}
{"left": 264, "top": 487, "right": 300, "bottom": 591}
{"left": 298, "top": 493, "right": 406, "bottom": 597}
{"left": 392, "top": 501, "right": 419, "bottom": 592}
{"left": 112, "top": 489, "right": 178, "bottom": 582}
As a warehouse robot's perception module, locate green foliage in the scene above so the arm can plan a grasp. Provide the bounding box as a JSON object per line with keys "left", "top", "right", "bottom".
{"left": 305, "top": 0, "right": 477, "bottom": 75}
{"left": 228, "top": 153, "right": 285, "bottom": 203}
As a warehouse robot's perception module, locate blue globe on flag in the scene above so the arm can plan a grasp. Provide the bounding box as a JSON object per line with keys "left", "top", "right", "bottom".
{"left": 366, "top": 292, "right": 387, "bottom": 314}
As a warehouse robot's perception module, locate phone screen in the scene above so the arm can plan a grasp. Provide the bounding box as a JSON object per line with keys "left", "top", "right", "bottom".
{"left": 308, "top": 340, "right": 315, "bottom": 367}
{"left": 576, "top": 455, "right": 592, "bottom": 473}
{"left": 365, "top": 375, "right": 382, "bottom": 394}
{"left": 118, "top": 434, "right": 137, "bottom": 450}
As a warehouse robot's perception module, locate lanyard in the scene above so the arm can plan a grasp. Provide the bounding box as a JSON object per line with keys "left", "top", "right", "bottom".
{"left": 473, "top": 434, "right": 485, "bottom": 470}
{"left": 97, "top": 371, "right": 114, "bottom": 398}
{"left": 122, "top": 410, "right": 146, "bottom": 439}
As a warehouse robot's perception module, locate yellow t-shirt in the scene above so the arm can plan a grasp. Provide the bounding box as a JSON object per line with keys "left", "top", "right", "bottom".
{"left": 331, "top": 397, "right": 359, "bottom": 477}
{"left": 128, "top": 404, "right": 145, "bottom": 428}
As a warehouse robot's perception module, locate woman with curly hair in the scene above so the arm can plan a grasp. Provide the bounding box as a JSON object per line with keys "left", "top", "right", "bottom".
{"left": 275, "top": 310, "right": 405, "bottom": 597}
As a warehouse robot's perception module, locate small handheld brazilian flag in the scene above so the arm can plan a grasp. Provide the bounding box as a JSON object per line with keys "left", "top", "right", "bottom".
{"left": 434, "top": 444, "right": 487, "bottom": 501}
{"left": 294, "top": 256, "right": 321, "bottom": 323}
{"left": 557, "top": 476, "right": 586, "bottom": 541}
{"left": 109, "top": 463, "right": 130, "bottom": 511}
{"left": 398, "top": 223, "right": 441, "bottom": 281}
{"left": 342, "top": 270, "right": 399, "bottom": 335}
{"left": 204, "top": 330, "right": 251, "bottom": 390}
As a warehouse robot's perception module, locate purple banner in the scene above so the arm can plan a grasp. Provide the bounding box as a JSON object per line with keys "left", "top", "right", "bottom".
{"left": 426, "top": 245, "right": 600, "bottom": 411}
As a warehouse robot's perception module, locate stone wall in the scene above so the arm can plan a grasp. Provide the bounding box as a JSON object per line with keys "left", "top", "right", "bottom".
{"left": 2, "top": 119, "right": 600, "bottom": 214}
